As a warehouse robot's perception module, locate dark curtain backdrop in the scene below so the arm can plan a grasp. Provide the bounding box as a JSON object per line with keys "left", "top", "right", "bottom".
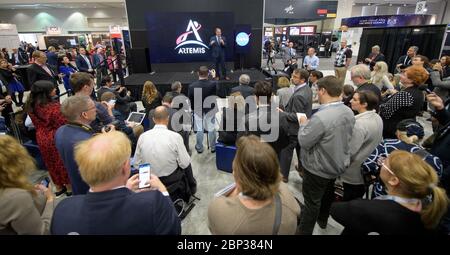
{"left": 357, "top": 25, "right": 447, "bottom": 73}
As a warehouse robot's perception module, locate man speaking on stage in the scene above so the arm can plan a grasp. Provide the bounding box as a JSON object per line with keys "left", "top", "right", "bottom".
{"left": 210, "top": 27, "right": 229, "bottom": 80}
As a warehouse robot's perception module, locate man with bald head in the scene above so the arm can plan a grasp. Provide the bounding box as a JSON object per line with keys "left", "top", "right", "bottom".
{"left": 133, "top": 106, "right": 191, "bottom": 178}
{"left": 334, "top": 39, "right": 352, "bottom": 86}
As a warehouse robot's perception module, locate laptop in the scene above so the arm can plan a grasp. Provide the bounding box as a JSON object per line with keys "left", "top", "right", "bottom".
{"left": 126, "top": 112, "right": 146, "bottom": 124}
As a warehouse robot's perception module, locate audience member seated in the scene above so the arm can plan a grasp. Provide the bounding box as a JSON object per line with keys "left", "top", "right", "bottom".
{"left": 141, "top": 80, "right": 162, "bottom": 117}
{"left": 440, "top": 55, "right": 450, "bottom": 78}
{"left": 340, "top": 90, "right": 383, "bottom": 201}
{"left": 148, "top": 92, "right": 190, "bottom": 153}
{"left": 51, "top": 131, "right": 181, "bottom": 235}
{"left": 363, "top": 45, "right": 385, "bottom": 71}
{"left": 133, "top": 106, "right": 195, "bottom": 201}
{"left": 396, "top": 46, "right": 418, "bottom": 72}
{"left": 0, "top": 135, "right": 55, "bottom": 234}
{"left": 379, "top": 66, "right": 427, "bottom": 138}
{"left": 27, "top": 80, "right": 71, "bottom": 196}
{"left": 100, "top": 92, "right": 143, "bottom": 147}
{"left": 238, "top": 80, "right": 289, "bottom": 160}
{"left": 297, "top": 76, "right": 355, "bottom": 235}
{"left": 218, "top": 91, "right": 245, "bottom": 146}
{"left": 370, "top": 61, "right": 394, "bottom": 91}
{"left": 71, "top": 72, "right": 114, "bottom": 132}
{"left": 55, "top": 96, "right": 97, "bottom": 195}
{"left": 331, "top": 150, "right": 448, "bottom": 235}
{"left": 0, "top": 59, "right": 25, "bottom": 107}
{"left": 362, "top": 119, "right": 443, "bottom": 198}
{"left": 230, "top": 74, "right": 253, "bottom": 98}
{"left": 413, "top": 55, "right": 434, "bottom": 91}
{"left": 98, "top": 76, "right": 136, "bottom": 118}
{"left": 208, "top": 135, "right": 300, "bottom": 234}
{"left": 276, "top": 76, "right": 293, "bottom": 108}
{"left": 279, "top": 69, "right": 312, "bottom": 182}
{"left": 429, "top": 62, "right": 450, "bottom": 102}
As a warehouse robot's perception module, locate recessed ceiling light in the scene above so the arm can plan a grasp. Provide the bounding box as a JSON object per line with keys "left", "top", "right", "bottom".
{"left": 403, "top": 4, "right": 407, "bottom": 7}
{"left": 368, "top": 3, "right": 371, "bottom": 6}
{"left": 389, "top": 3, "right": 392, "bottom": 7}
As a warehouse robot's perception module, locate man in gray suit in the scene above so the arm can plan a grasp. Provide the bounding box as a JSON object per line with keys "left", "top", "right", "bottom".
{"left": 282, "top": 41, "right": 296, "bottom": 67}
{"left": 279, "top": 69, "right": 312, "bottom": 182}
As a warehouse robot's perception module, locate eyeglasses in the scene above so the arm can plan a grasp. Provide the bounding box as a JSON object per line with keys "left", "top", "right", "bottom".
{"left": 378, "top": 157, "right": 396, "bottom": 176}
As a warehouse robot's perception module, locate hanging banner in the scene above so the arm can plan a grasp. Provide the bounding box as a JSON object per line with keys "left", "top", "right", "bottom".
{"left": 341, "top": 14, "right": 436, "bottom": 28}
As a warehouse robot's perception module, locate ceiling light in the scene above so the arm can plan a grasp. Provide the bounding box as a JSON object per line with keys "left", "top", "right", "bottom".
{"left": 389, "top": 3, "right": 392, "bottom": 7}
{"left": 403, "top": 4, "right": 407, "bottom": 7}
{"left": 368, "top": 3, "right": 371, "bottom": 6}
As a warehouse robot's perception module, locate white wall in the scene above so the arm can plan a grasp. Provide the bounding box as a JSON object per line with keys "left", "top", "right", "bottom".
{"left": 0, "top": 8, "right": 127, "bottom": 33}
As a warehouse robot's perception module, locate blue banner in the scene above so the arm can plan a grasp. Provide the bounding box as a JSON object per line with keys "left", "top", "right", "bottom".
{"left": 341, "top": 14, "right": 435, "bottom": 28}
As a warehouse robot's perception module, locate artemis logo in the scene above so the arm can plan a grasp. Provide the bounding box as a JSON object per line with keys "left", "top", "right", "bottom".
{"left": 284, "top": 5, "right": 294, "bottom": 14}
{"left": 175, "top": 20, "right": 209, "bottom": 55}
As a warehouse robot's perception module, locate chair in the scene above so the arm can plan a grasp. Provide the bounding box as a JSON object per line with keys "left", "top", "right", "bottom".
{"left": 215, "top": 142, "right": 237, "bottom": 173}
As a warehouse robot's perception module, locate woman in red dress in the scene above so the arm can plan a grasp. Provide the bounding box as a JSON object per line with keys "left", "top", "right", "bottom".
{"left": 27, "top": 80, "right": 71, "bottom": 196}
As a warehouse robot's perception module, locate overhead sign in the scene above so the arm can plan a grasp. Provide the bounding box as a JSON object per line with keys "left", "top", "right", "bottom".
{"left": 265, "top": 0, "right": 337, "bottom": 21}
{"left": 415, "top": 1, "right": 427, "bottom": 14}
{"left": 109, "top": 25, "right": 122, "bottom": 38}
{"left": 46, "top": 26, "right": 61, "bottom": 35}
{"left": 341, "top": 14, "right": 436, "bottom": 28}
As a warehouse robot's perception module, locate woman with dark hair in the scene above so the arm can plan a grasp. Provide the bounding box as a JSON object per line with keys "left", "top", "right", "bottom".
{"left": 58, "top": 56, "right": 77, "bottom": 96}
{"left": 0, "top": 58, "right": 25, "bottom": 106}
{"left": 440, "top": 55, "right": 450, "bottom": 78}
{"left": 379, "top": 66, "right": 427, "bottom": 138}
{"left": 208, "top": 135, "right": 300, "bottom": 234}
{"left": 27, "top": 80, "right": 71, "bottom": 196}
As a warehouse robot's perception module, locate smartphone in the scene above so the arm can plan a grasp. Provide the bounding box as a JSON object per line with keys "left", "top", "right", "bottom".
{"left": 425, "top": 88, "right": 433, "bottom": 94}
{"left": 108, "top": 99, "right": 116, "bottom": 105}
{"left": 40, "top": 177, "right": 50, "bottom": 187}
{"left": 138, "top": 163, "right": 151, "bottom": 189}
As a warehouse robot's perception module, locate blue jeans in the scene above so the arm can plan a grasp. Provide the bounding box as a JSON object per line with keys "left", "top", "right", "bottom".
{"left": 194, "top": 113, "right": 216, "bottom": 152}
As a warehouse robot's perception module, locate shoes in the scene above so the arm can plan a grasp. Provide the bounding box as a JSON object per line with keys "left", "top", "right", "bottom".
{"left": 54, "top": 187, "right": 67, "bottom": 197}
{"left": 211, "top": 148, "right": 216, "bottom": 153}
{"left": 196, "top": 148, "right": 203, "bottom": 154}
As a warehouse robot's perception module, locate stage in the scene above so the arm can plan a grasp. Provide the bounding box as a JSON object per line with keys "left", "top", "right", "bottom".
{"left": 124, "top": 69, "right": 271, "bottom": 99}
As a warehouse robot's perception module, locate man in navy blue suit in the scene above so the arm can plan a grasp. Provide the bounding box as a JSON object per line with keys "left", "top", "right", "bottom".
{"left": 50, "top": 131, "right": 181, "bottom": 235}
{"left": 209, "top": 27, "right": 229, "bottom": 80}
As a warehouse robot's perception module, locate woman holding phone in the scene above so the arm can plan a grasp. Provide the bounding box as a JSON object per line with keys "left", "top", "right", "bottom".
{"left": 0, "top": 135, "right": 56, "bottom": 235}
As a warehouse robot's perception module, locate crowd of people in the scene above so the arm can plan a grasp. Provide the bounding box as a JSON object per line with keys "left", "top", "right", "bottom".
{"left": 1, "top": 38, "right": 450, "bottom": 236}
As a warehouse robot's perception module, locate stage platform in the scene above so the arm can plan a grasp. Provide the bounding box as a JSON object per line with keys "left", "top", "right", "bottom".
{"left": 124, "top": 69, "right": 271, "bottom": 99}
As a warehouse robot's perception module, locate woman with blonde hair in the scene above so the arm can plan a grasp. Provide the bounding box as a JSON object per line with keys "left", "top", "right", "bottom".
{"left": 217, "top": 91, "right": 245, "bottom": 145}
{"left": 276, "top": 76, "right": 293, "bottom": 108}
{"left": 208, "top": 135, "right": 300, "bottom": 234}
{"left": 0, "top": 136, "right": 55, "bottom": 234}
{"left": 141, "top": 80, "right": 162, "bottom": 116}
{"left": 332, "top": 150, "right": 448, "bottom": 234}
{"left": 370, "top": 61, "right": 394, "bottom": 90}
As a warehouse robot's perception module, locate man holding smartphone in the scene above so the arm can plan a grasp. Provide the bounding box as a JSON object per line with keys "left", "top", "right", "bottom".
{"left": 51, "top": 131, "right": 181, "bottom": 235}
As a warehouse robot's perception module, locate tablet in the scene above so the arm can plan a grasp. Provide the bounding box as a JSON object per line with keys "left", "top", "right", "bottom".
{"left": 126, "top": 112, "right": 146, "bottom": 124}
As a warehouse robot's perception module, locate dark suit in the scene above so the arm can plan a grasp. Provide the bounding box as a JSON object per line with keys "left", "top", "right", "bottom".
{"left": 50, "top": 187, "right": 181, "bottom": 235}
{"left": 365, "top": 53, "right": 385, "bottom": 71}
{"left": 75, "top": 54, "right": 94, "bottom": 74}
{"left": 27, "top": 63, "right": 60, "bottom": 95}
{"left": 46, "top": 51, "right": 58, "bottom": 67}
{"left": 210, "top": 35, "right": 227, "bottom": 79}
{"left": 11, "top": 52, "right": 27, "bottom": 65}
{"left": 396, "top": 55, "right": 413, "bottom": 69}
{"left": 218, "top": 107, "right": 245, "bottom": 146}
{"left": 280, "top": 84, "right": 313, "bottom": 180}
{"left": 230, "top": 84, "right": 254, "bottom": 98}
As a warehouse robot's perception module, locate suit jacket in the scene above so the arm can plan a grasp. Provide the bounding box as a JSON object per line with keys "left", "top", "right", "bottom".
{"left": 396, "top": 55, "right": 413, "bottom": 68}
{"left": 282, "top": 47, "right": 296, "bottom": 65}
{"left": 75, "top": 54, "right": 94, "bottom": 73}
{"left": 27, "top": 63, "right": 59, "bottom": 87}
{"left": 284, "top": 84, "right": 313, "bottom": 136}
{"left": 366, "top": 53, "right": 385, "bottom": 70}
{"left": 46, "top": 52, "right": 58, "bottom": 67}
{"left": 92, "top": 53, "right": 107, "bottom": 69}
{"left": 50, "top": 187, "right": 181, "bottom": 235}
{"left": 11, "top": 52, "right": 27, "bottom": 65}
{"left": 188, "top": 79, "right": 217, "bottom": 116}
{"left": 230, "top": 84, "right": 254, "bottom": 98}
{"left": 238, "top": 105, "right": 290, "bottom": 155}
{"left": 210, "top": 35, "right": 226, "bottom": 59}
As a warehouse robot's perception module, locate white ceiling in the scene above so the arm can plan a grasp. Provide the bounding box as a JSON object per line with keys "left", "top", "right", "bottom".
{"left": 0, "top": 1, "right": 125, "bottom": 9}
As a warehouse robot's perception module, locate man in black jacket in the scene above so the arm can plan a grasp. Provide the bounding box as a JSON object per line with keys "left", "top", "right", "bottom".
{"left": 27, "top": 51, "right": 61, "bottom": 95}
{"left": 396, "top": 46, "right": 418, "bottom": 72}
{"left": 346, "top": 64, "right": 382, "bottom": 106}
{"left": 364, "top": 45, "right": 385, "bottom": 71}
{"left": 51, "top": 131, "right": 181, "bottom": 235}
{"left": 188, "top": 66, "right": 218, "bottom": 153}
